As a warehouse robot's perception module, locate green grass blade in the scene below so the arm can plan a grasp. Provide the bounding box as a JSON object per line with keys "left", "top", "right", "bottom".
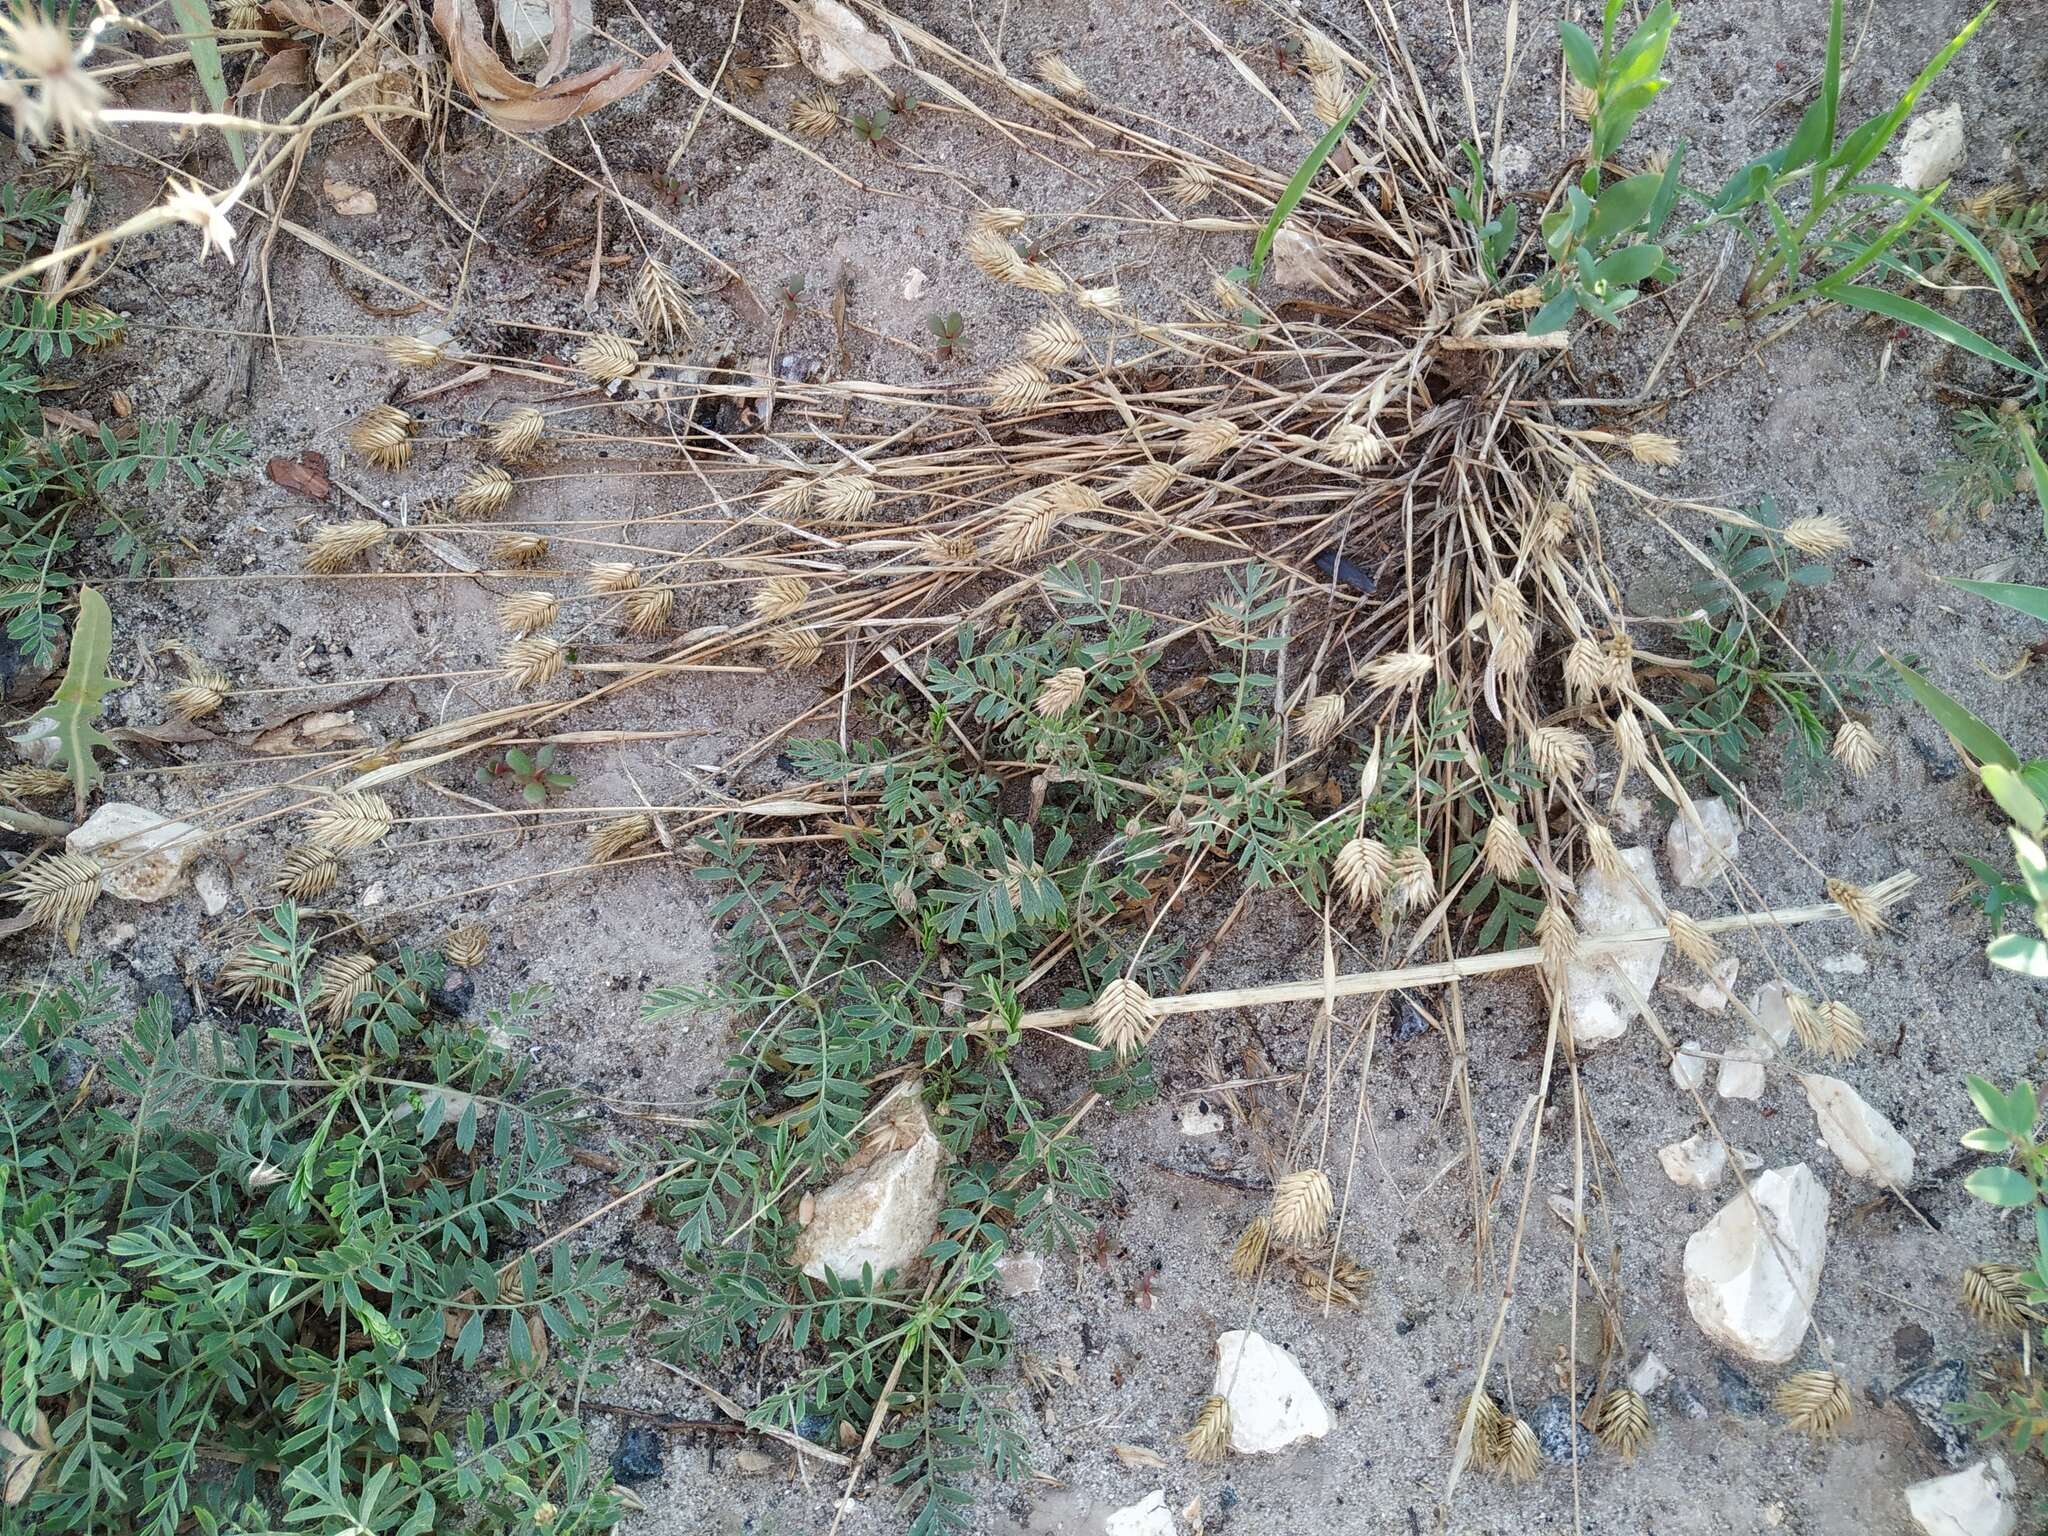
{"left": 2018, "top": 419, "right": 2048, "bottom": 543}
{"left": 1852, "top": 181, "right": 2045, "bottom": 369}
{"left": 1249, "top": 86, "right": 1370, "bottom": 286}
{"left": 1949, "top": 578, "right": 2048, "bottom": 624}
{"left": 1824, "top": 284, "right": 2045, "bottom": 382}
{"left": 1885, "top": 652, "right": 2018, "bottom": 769}
{"left": 1820, "top": 0, "right": 1842, "bottom": 151}
{"left": 1825, "top": 0, "right": 1996, "bottom": 194}
{"left": 168, "top": 0, "right": 243, "bottom": 171}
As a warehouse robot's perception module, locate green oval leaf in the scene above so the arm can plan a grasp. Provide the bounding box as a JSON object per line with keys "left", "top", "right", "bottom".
{"left": 1965, "top": 1165, "right": 2038, "bottom": 1208}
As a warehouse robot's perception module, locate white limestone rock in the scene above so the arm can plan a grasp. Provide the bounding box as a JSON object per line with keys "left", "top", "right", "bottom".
{"left": 1718, "top": 1047, "right": 1767, "bottom": 1101}
{"left": 1682, "top": 1163, "right": 1829, "bottom": 1363}
{"left": 1906, "top": 1457, "right": 2018, "bottom": 1536}
{"left": 790, "top": 1085, "right": 946, "bottom": 1283}
{"left": 1754, "top": 981, "right": 1795, "bottom": 1055}
{"left": 1800, "top": 1073, "right": 1915, "bottom": 1186}
{"left": 1659, "top": 1131, "right": 1728, "bottom": 1191}
{"left": 1563, "top": 845, "right": 1666, "bottom": 1047}
{"left": 796, "top": 0, "right": 894, "bottom": 83}
{"left": 67, "top": 802, "right": 208, "bottom": 902}
{"left": 1666, "top": 796, "right": 1739, "bottom": 887}
{"left": 1627, "top": 1350, "right": 1671, "bottom": 1396}
{"left": 1105, "top": 1490, "right": 1177, "bottom": 1536}
{"left": 1671, "top": 1039, "right": 1710, "bottom": 1092}
{"left": 497, "top": 0, "right": 591, "bottom": 67}
{"left": 1212, "top": 1330, "right": 1330, "bottom": 1454}
{"left": 1899, "top": 103, "right": 1966, "bottom": 192}
{"left": 1669, "top": 954, "right": 1739, "bottom": 1013}
{"left": 995, "top": 1252, "right": 1043, "bottom": 1297}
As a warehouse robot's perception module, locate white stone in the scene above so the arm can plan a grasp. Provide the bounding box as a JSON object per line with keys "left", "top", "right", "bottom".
{"left": 1800, "top": 1073, "right": 1915, "bottom": 1186}
{"left": 1179, "top": 1100, "right": 1227, "bottom": 1136}
{"left": 1666, "top": 796, "right": 1739, "bottom": 887}
{"left": 1612, "top": 794, "right": 1650, "bottom": 833}
{"left": 1820, "top": 953, "right": 1868, "bottom": 976}
{"left": 1105, "top": 1490, "right": 1177, "bottom": 1536}
{"left": 1212, "top": 1330, "right": 1330, "bottom": 1454}
{"left": 995, "top": 1252, "right": 1043, "bottom": 1297}
{"left": 899, "top": 267, "right": 928, "bottom": 302}
{"left": 1898, "top": 103, "right": 1966, "bottom": 192}
{"left": 1736, "top": 1148, "right": 1765, "bottom": 1172}
{"left": 1671, "top": 1039, "right": 1710, "bottom": 1092}
{"left": 67, "top": 802, "right": 209, "bottom": 902}
{"left": 1718, "top": 1048, "right": 1766, "bottom": 1101}
{"left": 1563, "top": 846, "right": 1666, "bottom": 1047}
{"left": 1669, "top": 954, "right": 1739, "bottom": 1013}
{"left": 790, "top": 1085, "right": 946, "bottom": 1283}
{"left": 496, "top": 0, "right": 592, "bottom": 68}
{"left": 1627, "top": 1350, "right": 1671, "bottom": 1396}
{"left": 796, "top": 0, "right": 893, "bottom": 83}
{"left": 195, "top": 864, "right": 231, "bottom": 916}
{"left": 1659, "top": 1131, "right": 1728, "bottom": 1191}
{"left": 1682, "top": 1163, "right": 1829, "bottom": 1363}
{"left": 1907, "top": 1457, "right": 2018, "bottom": 1536}
{"left": 1754, "top": 981, "right": 1794, "bottom": 1055}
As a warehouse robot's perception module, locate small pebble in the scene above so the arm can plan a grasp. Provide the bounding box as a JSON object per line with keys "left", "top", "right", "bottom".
{"left": 140, "top": 972, "right": 196, "bottom": 1034}
{"left": 1392, "top": 992, "right": 1429, "bottom": 1044}
{"left": 611, "top": 1425, "right": 665, "bottom": 1484}
{"left": 1715, "top": 1359, "right": 1766, "bottom": 1415}
{"left": 435, "top": 967, "right": 477, "bottom": 1017}
{"left": 1895, "top": 1359, "right": 1973, "bottom": 1466}
{"left": 1531, "top": 1393, "right": 1595, "bottom": 1464}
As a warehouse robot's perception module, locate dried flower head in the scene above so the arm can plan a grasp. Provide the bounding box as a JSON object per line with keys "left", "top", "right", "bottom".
{"left": 1229, "top": 1215, "right": 1270, "bottom": 1280}
{"left": 167, "top": 668, "right": 230, "bottom": 721}
{"left": 1182, "top": 1395, "right": 1231, "bottom": 1463}
{"left": 497, "top": 590, "right": 558, "bottom": 636}
{"left": 1486, "top": 581, "right": 1534, "bottom": 675}
{"left": 964, "top": 228, "right": 1066, "bottom": 295}
{"left": 1309, "top": 68, "right": 1349, "bottom": 127}
{"left": 1296, "top": 691, "right": 1345, "bottom": 751}
{"left": 4, "top": 852, "right": 101, "bottom": 937}
{"left": 1021, "top": 313, "right": 1087, "bottom": 368}
{"left": 492, "top": 532, "right": 549, "bottom": 567}
{"left": 1563, "top": 461, "right": 1597, "bottom": 512}
{"left": 575, "top": 335, "right": 641, "bottom": 383}
{"left": 1074, "top": 284, "right": 1121, "bottom": 313}
{"left": 1119, "top": 460, "right": 1178, "bottom": 504}
{"left": 1164, "top": 162, "right": 1217, "bottom": 209}
{"left": 986, "top": 361, "right": 1051, "bottom": 415}
{"left": 1391, "top": 842, "right": 1436, "bottom": 912}
{"left": 1326, "top": 419, "right": 1389, "bottom": 469}
{"left": 1775, "top": 1369, "right": 1853, "bottom": 1438}
{"left": 1496, "top": 1416, "right": 1541, "bottom": 1481}
{"left": 487, "top": 407, "right": 546, "bottom": 461}
{"left": 313, "top": 951, "right": 379, "bottom": 1025}
{"left": 1584, "top": 822, "right": 1628, "bottom": 882}
{"left": 500, "top": 635, "right": 565, "bottom": 689}
{"left": 304, "top": 791, "right": 394, "bottom": 852}
{"left": 1034, "top": 665, "right": 1087, "bottom": 719}
{"left": 635, "top": 257, "right": 699, "bottom": 348}
{"left": 1564, "top": 77, "right": 1597, "bottom": 122}
{"left": 1483, "top": 813, "right": 1532, "bottom": 882}
{"left": 1786, "top": 989, "right": 1828, "bottom": 1054}
{"left": 383, "top": 330, "right": 450, "bottom": 368}
{"left": 1816, "top": 999, "right": 1868, "bottom": 1061}
{"left": 1536, "top": 901, "right": 1579, "bottom": 977}
{"left": 275, "top": 843, "right": 340, "bottom": 899}
{"left": 1664, "top": 908, "right": 1723, "bottom": 972}
{"left": 304, "top": 519, "right": 386, "bottom": 574}
{"left": 0, "top": 765, "right": 69, "bottom": 800}
{"left": 1359, "top": 649, "right": 1434, "bottom": 692}
{"left": 1831, "top": 719, "right": 1881, "bottom": 778}
{"left": 1962, "top": 1262, "right": 2042, "bottom": 1330}
{"left": 444, "top": 923, "right": 488, "bottom": 969}
{"left": 1528, "top": 725, "right": 1592, "bottom": 786}
{"left": 1457, "top": 1392, "right": 1504, "bottom": 1467}
{"left": 1784, "top": 514, "right": 1852, "bottom": 558}
{"left": 1300, "top": 1252, "right": 1373, "bottom": 1309}
{"left": 586, "top": 560, "right": 642, "bottom": 594}
{"left": 1033, "top": 50, "right": 1086, "bottom": 98}
{"left": 1610, "top": 708, "right": 1649, "bottom": 780}
{"left": 1596, "top": 1388, "right": 1651, "bottom": 1457}
{"left": 453, "top": 465, "right": 515, "bottom": 519}
{"left": 620, "top": 584, "right": 674, "bottom": 636}
{"left": 347, "top": 404, "right": 414, "bottom": 470}
{"left": 752, "top": 576, "right": 812, "bottom": 621}
{"left": 814, "top": 473, "right": 877, "bottom": 522}
{"left": 1269, "top": 1168, "right": 1333, "bottom": 1247}
{"left": 1092, "top": 976, "right": 1156, "bottom": 1058}
{"left": 589, "top": 812, "right": 655, "bottom": 864}
{"left": 161, "top": 176, "right": 238, "bottom": 262}
{"left": 987, "top": 485, "right": 1063, "bottom": 564}
{"left": 1627, "top": 431, "right": 1681, "bottom": 468}
{"left": 0, "top": 6, "right": 104, "bottom": 145}
{"left": 216, "top": 937, "right": 288, "bottom": 1007}
{"left": 1563, "top": 636, "right": 1609, "bottom": 701}
{"left": 762, "top": 21, "right": 802, "bottom": 69}
{"left": 790, "top": 87, "right": 841, "bottom": 139}
{"left": 970, "top": 206, "right": 1029, "bottom": 237}
{"left": 1826, "top": 877, "right": 1884, "bottom": 937}
{"left": 1178, "top": 416, "right": 1242, "bottom": 466}
{"left": 764, "top": 626, "right": 824, "bottom": 668}
{"left": 1332, "top": 836, "right": 1391, "bottom": 909}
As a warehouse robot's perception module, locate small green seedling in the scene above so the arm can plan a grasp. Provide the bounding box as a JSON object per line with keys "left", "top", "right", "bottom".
{"left": 926, "top": 310, "right": 968, "bottom": 362}
{"left": 779, "top": 273, "right": 805, "bottom": 327}
{"left": 850, "top": 107, "right": 893, "bottom": 149}
{"left": 476, "top": 743, "right": 574, "bottom": 805}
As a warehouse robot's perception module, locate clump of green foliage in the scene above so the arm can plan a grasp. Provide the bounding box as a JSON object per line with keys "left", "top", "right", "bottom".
{"left": 0, "top": 906, "right": 627, "bottom": 1535}
{"left": 476, "top": 744, "right": 575, "bottom": 805}
{"left": 1954, "top": 1076, "right": 2048, "bottom": 1464}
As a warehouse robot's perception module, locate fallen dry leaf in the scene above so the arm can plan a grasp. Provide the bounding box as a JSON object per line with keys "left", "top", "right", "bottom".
{"left": 239, "top": 45, "right": 308, "bottom": 97}
{"left": 266, "top": 451, "right": 332, "bottom": 500}
{"left": 110, "top": 719, "right": 221, "bottom": 748}
{"left": 322, "top": 175, "right": 377, "bottom": 216}
{"left": 1111, "top": 1443, "right": 1167, "bottom": 1469}
{"left": 39, "top": 405, "right": 96, "bottom": 437}
{"left": 430, "top": 0, "right": 672, "bottom": 132}
{"left": 269, "top": 0, "right": 357, "bottom": 37}
{"left": 248, "top": 710, "right": 372, "bottom": 754}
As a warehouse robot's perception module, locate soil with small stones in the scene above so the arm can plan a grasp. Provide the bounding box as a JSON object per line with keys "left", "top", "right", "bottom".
{"left": 15, "top": 2, "right": 2048, "bottom": 1534}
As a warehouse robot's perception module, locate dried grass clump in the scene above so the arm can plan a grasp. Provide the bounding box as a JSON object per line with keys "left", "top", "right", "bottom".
{"left": 1269, "top": 1168, "right": 1332, "bottom": 1247}
{"left": 347, "top": 404, "right": 414, "bottom": 469}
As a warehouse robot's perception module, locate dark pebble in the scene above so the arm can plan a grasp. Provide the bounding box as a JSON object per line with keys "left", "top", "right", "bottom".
{"left": 797, "top": 1411, "right": 833, "bottom": 1443}
{"left": 1715, "top": 1359, "right": 1766, "bottom": 1415}
{"left": 1220, "top": 1486, "right": 1239, "bottom": 1511}
{"left": 611, "top": 1425, "right": 665, "bottom": 1484}
{"left": 1894, "top": 1359, "right": 1973, "bottom": 1467}
{"left": 1531, "top": 1393, "right": 1595, "bottom": 1463}
{"left": 140, "top": 973, "right": 195, "bottom": 1034}
{"left": 434, "top": 968, "right": 476, "bottom": 1017}
{"left": 1671, "top": 1378, "right": 1712, "bottom": 1420}
{"left": 1893, "top": 1322, "right": 1934, "bottom": 1373}
{"left": 1392, "top": 991, "right": 1429, "bottom": 1044}
{"left": 0, "top": 627, "right": 60, "bottom": 704}
{"left": 1310, "top": 548, "right": 1376, "bottom": 594}
{"left": 1908, "top": 728, "right": 1960, "bottom": 784}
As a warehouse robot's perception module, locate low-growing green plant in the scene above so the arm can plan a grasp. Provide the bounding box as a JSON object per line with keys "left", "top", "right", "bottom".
{"left": 0, "top": 906, "right": 627, "bottom": 1534}
{"left": 1954, "top": 1075, "right": 2048, "bottom": 1465}
{"left": 1932, "top": 401, "right": 2048, "bottom": 528}
{"left": 476, "top": 744, "right": 574, "bottom": 805}
{"left": 925, "top": 310, "right": 967, "bottom": 362}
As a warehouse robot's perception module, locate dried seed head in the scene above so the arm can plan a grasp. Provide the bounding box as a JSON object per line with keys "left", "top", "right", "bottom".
{"left": 1826, "top": 877, "right": 1884, "bottom": 937}
{"left": 304, "top": 791, "right": 394, "bottom": 852}
{"left": 1229, "top": 1215, "right": 1270, "bottom": 1280}
{"left": 1457, "top": 1392, "right": 1505, "bottom": 1466}
{"left": 1074, "top": 284, "right": 1121, "bottom": 313}
{"left": 444, "top": 922, "right": 488, "bottom": 969}
{"left": 1528, "top": 725, "right": 1592, "bottom": 785}
{"left": 963, "top": 227, "right": 1066, "bottom": 294}
{"left": 1486, "top": 582, "right": 1535, "bottom": 675}
{"left": 314, "top": 952, "right": 379, "bottom": 1025}
{"left": 1020, "top": 312, "right": 1087, "bottom": 369}
{"left": 1831, "top": 719, "right": 1881, "bottom": 778}
{"left": 1775, "top": 1370, "right": 1853, "bottom": 1438}
{"left": 1564, "top": 462, "right": 1596, "bottom": 513}
{"left": 986, "top": 361, "right": 1051, "bottom": 415}
{"left": 620, "top": 583, "right": 674, "bottom": 636}
{"left": 1326, "top": 419, "right": 1389, "bottom": 470}
{"left": 759, "top": 476, "right": 815, "bottom": 515}
{"left": 1033, "top": 50, "right": 1087, "bottom": 99}
{"left": 752, "top": 576, "right": 812, "bottom": 621}
{"left": 492, "top": 533, "right": 549, "bottom": 567}
{"left": 1183, "top": 1395, "right": 1231, "bottom": 1463}
{"left": 920, "top": 531, "right": 979, "bottom": 563}
{"left": 4, "top": 852, "right": 102, "bottom": 937}
{"left": 764, "top": 627, "right": 824, "bottom": 668}
{"left": 304, "top": 519, "right": 386, "bottom": 573}
{"left": 987, "top": 485, "right": 1064, "bottom": 564}
{"left": 1602, "top": 632, "right": 1636, "bottom": 690}
{"left": 790, "top": 87, "right": 841, "bottom": 139}
{"left": 635, "top": 257, "right": 699, "bottom": 348}
{"left": 814, "top": 473, "right": 877, "bottom": 521}
{"left": 1627, "top": 431, "right": 1681, "bottom": 468}
{"left": 1334, "top": 836, "right": 1392, "bottom": 909}
{"left": 1816, "top": 999, "right": 1868, "bottom": 1061}
{"left": 1483, "top": 813, "right": 1532, "bottom": 882}
{"left": 487, "top": 407, "right": 546, "bottom": 462}
{"left": 1536, "top": 901, "right": 1579, "bottom": 976}
{"left": 500, "top": 635, "right": 565, "bottom": 689}
{"left": 1296, "top": 691, "right": 1345, "bottom": 751}
{"left": 1118, "top": 460, "right": 1177, "bottom": 504}
{"left": 1034, "top": 665, "right": 1088, "bottom": 719}
{"left": 216, "top": 937, "right": 287, "bottom": 1007}
{"left": 1301, "top": 1253, "right": 1372, "bottom": 1308}
{"left": 167, "top": 668, "right": 230, "bottom": 721}
{"left": 575, "top": 335, "right": 640, "bottom": 383}
{"left": 1391, "top": 842, "right": 1436, "bottom": 912}
{"left": 383, "top": 330, "right": 450, "bottom": 368}
{"left": 0, "top": 765, "right": 70, "bottom": 800}
{"left": 1165, "top": 162, "right": 1217, "bottom": 209}
{"left": 1092, "top": 976, "right": 1156, "bottom": 1058}
{"left": 1784, "top": 514, "right": 1852, "bottom": 558}
{"left": 1665, "top": 908, "right": 1723, "bottom": 972}
{"left": 275, "top": 843, "right": 341, "bottom": 899}
{"left": 586, "top": 560, "right": 642, "bottom": 594}
{"left": 347, "top": 404, "right": 414, "bottom": 469}
{"left": 1359, "top": 649, "right": 1434, "bottom": 692}
{"left": 1596, "top": 1388, "right": 1651, "bottom": 1458}
{"left": 1534, "top": 499, "right": 1575, "bottom": 553}
{"left": 1269, "top": 1168, "right": 1333, "bottom": 1246}
{"left": 497, "top": 590, "right": 558, "bottom": 636}
{"left": 1585, "top": 822, "right": 1627, "bottom": 882}
{"left": 1309, "top": 69, "right": 1349, "bottom": 127}
{"left": 1962, "top": 1262, "right": 2041, "bottom": 1329}
{"left": 970, "top": 206, "right": 1029, "bottom": 237}
{"left": 1300, "top": 24, "right": 1343, "bottom": 77}
{"left": 1496, "top": 1417, "right": 1541, "bottom": 1482}
{"left": 589, "top": 812, "right": 655, "bottom": 864}
{"left": 1563, "top": 637, "right": 1608, "bottom": 701}
{"left": 1178, "top": 416, "right": 1242, "bottom": 466}
{"left": 1564, "top": 77, "right": 1597, "bottom": 122}
{"left": 1611, "top": 709, "right": 1648, "bottom": 778}
{"left": 453, "top": 464, "right": 515, "bottom": 519}
{"left": 762, "top": 20, "right": 802, "bottom": 69}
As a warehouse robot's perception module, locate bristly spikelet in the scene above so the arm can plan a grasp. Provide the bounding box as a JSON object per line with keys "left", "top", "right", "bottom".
{"left": 1074, "top": 285, "right": 1121, "bottom": 314}
{"left": 4, "top": 852, "right": 102, "bottom": 937}
{"left": 500, "top": 635, "right": 565, "bottom": 689}
{"left": 313, "top": 952, "right": 379, "bottom": 1026}
{"left": 217, "top": 937, "right": 288, "bottom": 1007}
{"left": 1826, "top": 877, "right": 1884, "bottom": 937}
{"left": 575, "top": 335, "right": 640, "bottom": 383}
{"left": 1962, "top": 1263, "right": 2042, "bottom": 1329}
{"left": 1564, "top": 461, "right": 1597, "bottom": 512}
{"left": 1786, "top": 989, "right": 1828, "bottom": 1053}
{"left": 1596, "top": 1388, "right": 1651, "bottom": 1457}
{"left": 1496, "top": 1417, "right": 1541, "bottom": 1482}
{"left": 1092, "top": 976, "right": 1156, "bottom": 1058}
{"left": 762, "top": 20, "right": 802, "bottom": 69}
{"left": 1359, "top": 649, "right": 1434, "bottom": 692}
{"left": 167, "top": 668, "right": 230, "bottom": 721}
{"left": 225, "top": 2, "right": 266, "bottom": 30}
{"left": 1034, "top": 666, "right": 1087, "bottom": 719}
{"left": 986, "top": 362, "right": 1051, "bottom": 415}
{"left": 1183, "top": 1395, "right": 1231, "bottom": 1463}
{"left": 1164, "top": 162, "right": 1218, "bottom": 209}
{"left": 304, "top": 791, "right": 394, "bottom": 852}
{"left": 1457, "top": 1392, "right": 1505, "bottom": 1467}
{"left": 1269, "top": 1168, "right": 1333, "bottom": 1246}
{"left": 814, "top": 473, "right": 877, "bottom": 522}
{"left": 1326, "top": 420, "right": 1389, "bottom": 469}
{"left": 1296, "top": 691, "right": 1345, "bottom": 751}
{"left": 1391, "top": 842, "right": 1436, "bottom": 912}
{"left": 0, "top": 765, "right": 70, "bottom": 800}
{"left": 970, "top": 206, "right": 1029, "bottom": 237}
{"left": 620, "top": 584, "right": 674, "bottom": 636}
{"left": 486, "top": 407, "right": 546, "bottom": 461}
{"left": 790, "top": 88, "right": 841, "bottom": 140}
{"left": 752, "top": 576, "right": 812, "bottom": 621}
{"left": 1486, "top": 581, "right": 1534, "bottom": 676}
{"left": 1178, "top": 416, "right": 1242, "bottom": 465}
{"left": 1817, "top": 999, "right": 1868, "bottom": 1061}
{"left": 1536, "top": 901, "right": 1579, "bottom": 977}
{"left": 1784, "top": 513, "right": 1853, "bottom": 558}
{"left": 304, "top": 519, "right": 386, "bottom": 574}
{"left": 1626, "top": 431, "right": 1681, "bottom": 468}
{"left": 1229, "top": 1215, "right": 1270, "bottom": 1281}
{"left": 444, "top": 923, "right": 488, "bottom": 969}
{"left": 1564, "top": 77, "right": 1597, "bottom": 122}
{"left": 493, "top": 533, "right": 549, "bottom": 567}
{"left": 382, "top": 331, "right": 449, "bottom": 369}
{"left": 589, "top": 812, "right": 655, "bottom": 864}
{"left": 634, "top": 257, "right": 699, "bottom": 348}
{"left": 1334, "top": 836, "right": 1392, "bottom": 909}
{"left": 1665, "top": 908, "right": 1723, "bottom": 971}
{"left": 1611, "top": 709, "right": 1649, "bottom": 781}
{"left": 1831, "top": 719, "right": 1881, "bottom": 778}
{"left": 586, "top": 560, "right": 642, "bottom": 594}
{"left": 1118, "top": 460, "right": 1177, "bottom": 504}
{"left": 963, "top": 228, "right": 1066, "bottom": 295}
{"left": 1483, "top": 814, "right": 1532, "bottom": 881}
{"left": 758, "top": 476, "right": 815, "bottom": 516}
{"left": 1563, "top": 637, "right": 1608, "bottom": 701}
{"left": 763, "top": 627, "right": 824, "bottom": 668}
{"left": 1033, "top": 50, "right": 1087, "bottom": 99}
{"left": 1775, "top": 1370, "right": 1853, "bottom": 1438}
{"left": 497, "top": 590, "right": 558, "bottom": 636}
{"left": 1301, "top": 1252, "right": 1373, "bottom": 1309}
{"left": 275, "top": 844, "right": 340, "bottom": 899}
{"left": 987, "top": 485, "right": 1063, "bottom": 564}
{"left": 1020, "top": 312, "right": 1086, "bottom": 368}
{"left": 1528, "top": 725, "right": 1593, "bottom": 786}
{"left": 347, "top": 404, "right": 414, "bottom": 469}
{"left": 1585, "top": 822, "right": 1627, "bottom": 882}
{"left": 453, "top": 465, "right": 515, "bottom": 519}
{"left": 1309, "top": 69, "right": 1349, "bottom": 128}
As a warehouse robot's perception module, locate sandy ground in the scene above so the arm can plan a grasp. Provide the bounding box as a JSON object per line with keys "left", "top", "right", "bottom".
{"left": 10, "top": 0, "right": 2048, "bottom": 1532}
